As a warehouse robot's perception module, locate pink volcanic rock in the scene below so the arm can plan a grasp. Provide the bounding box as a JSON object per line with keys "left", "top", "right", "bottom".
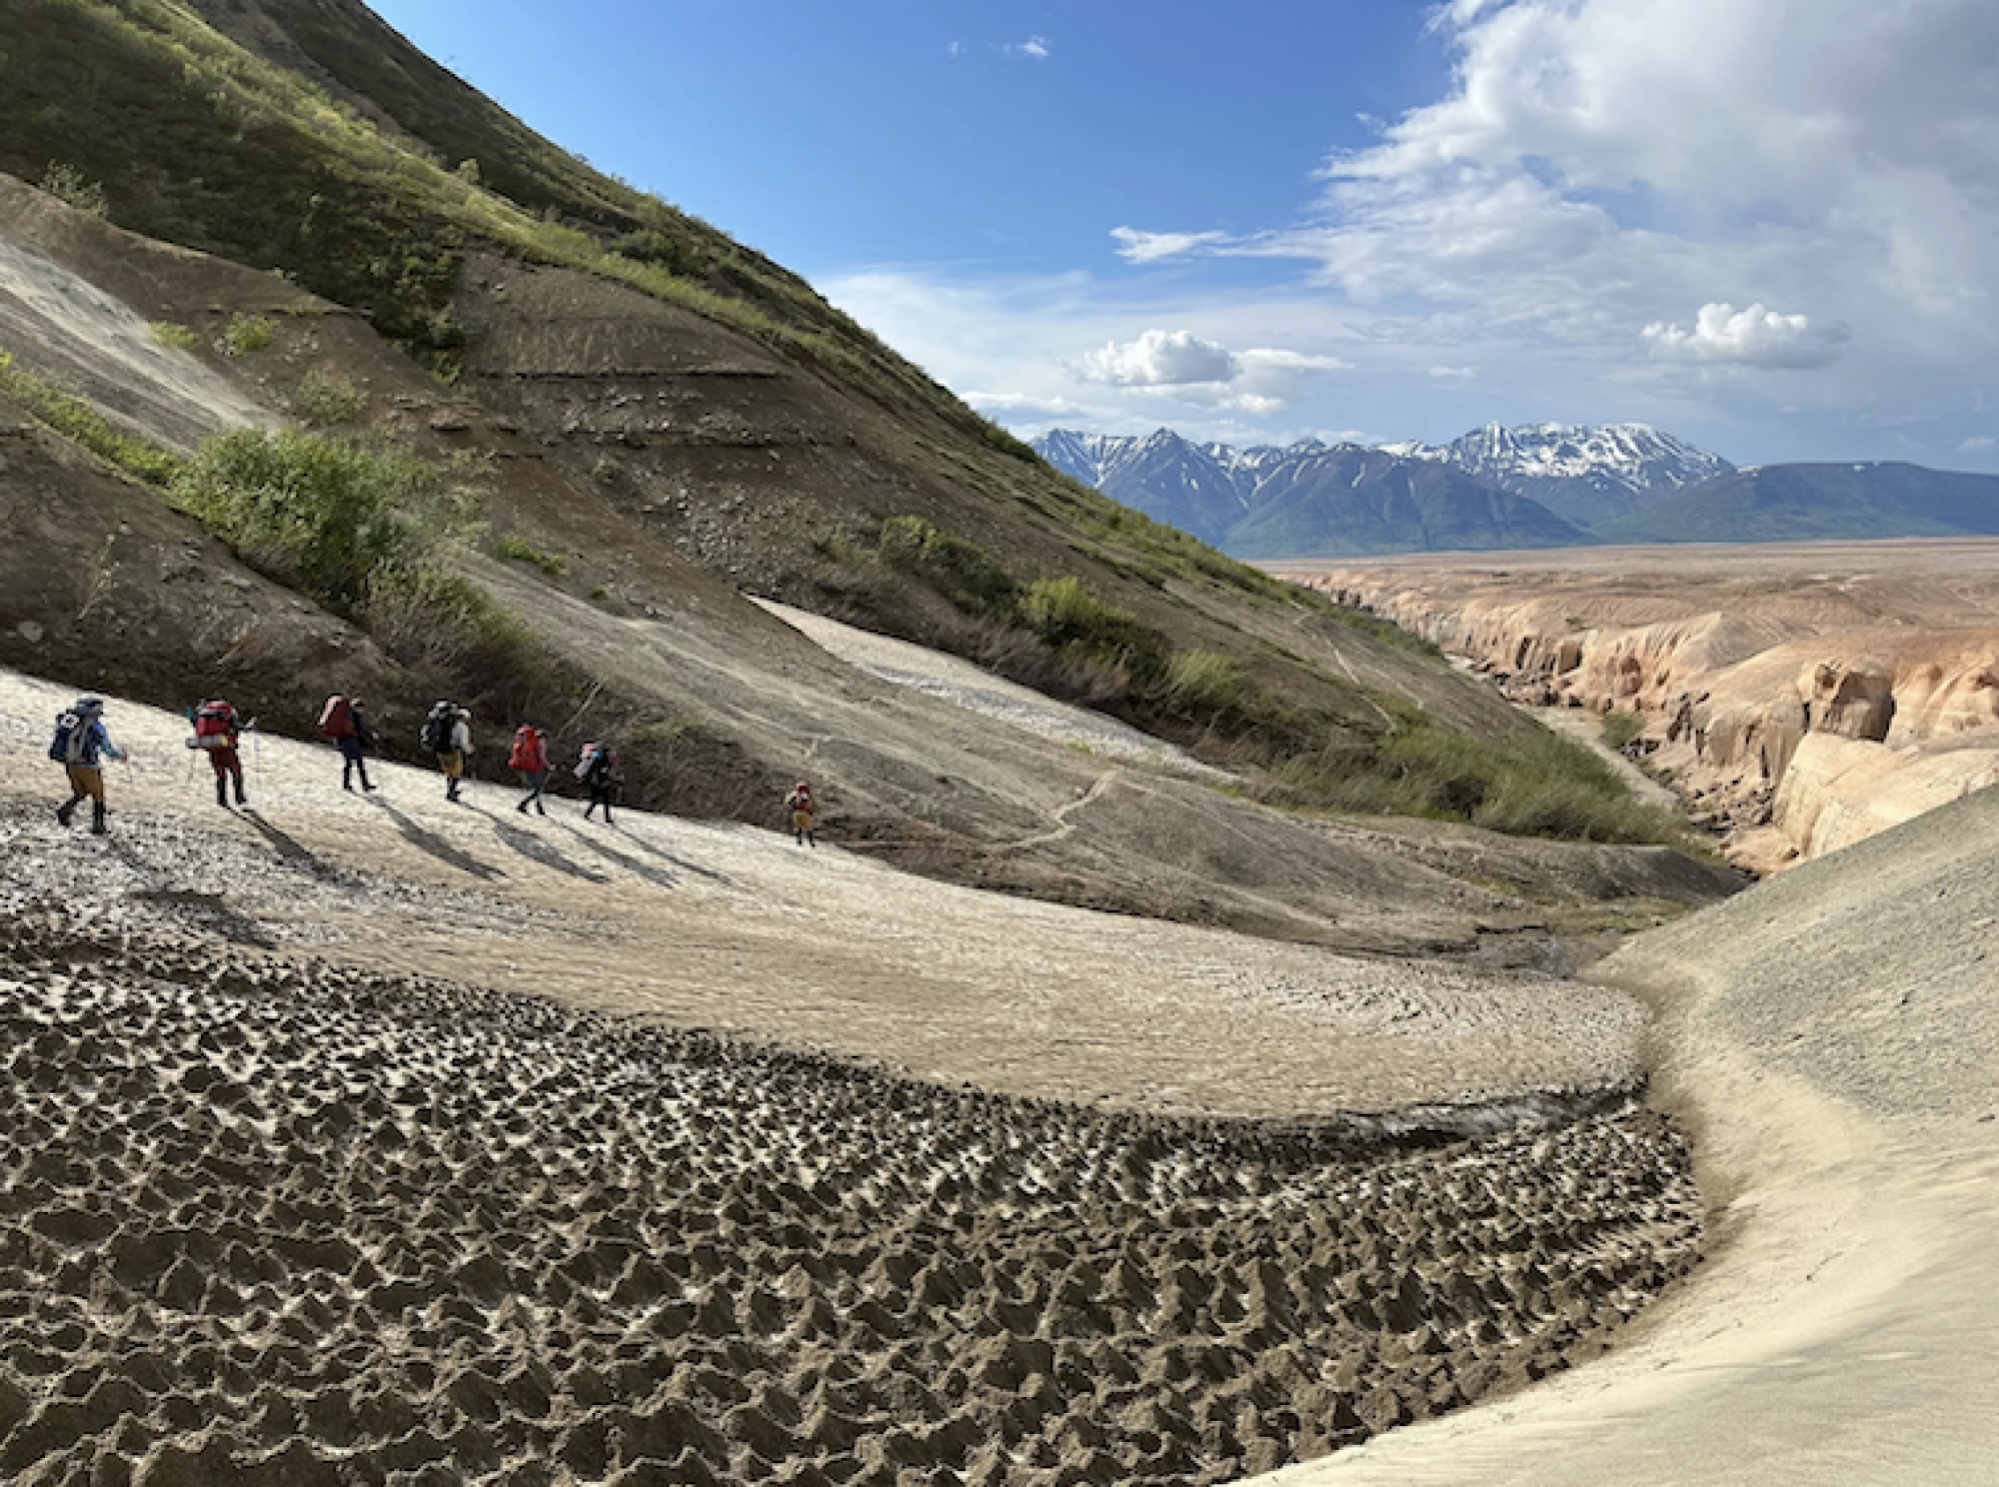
{"left": 1274, "top": 543, "right": 1999, "bottom": 871}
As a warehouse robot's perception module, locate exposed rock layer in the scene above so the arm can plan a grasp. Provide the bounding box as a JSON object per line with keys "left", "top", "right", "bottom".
{"left": 1276, "top": 543, "right": 1999, "bottom": 870}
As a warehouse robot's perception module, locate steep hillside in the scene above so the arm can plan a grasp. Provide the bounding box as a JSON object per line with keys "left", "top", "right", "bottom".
{"left": 0, "top": 1, "right": 1717, "bottom": 936}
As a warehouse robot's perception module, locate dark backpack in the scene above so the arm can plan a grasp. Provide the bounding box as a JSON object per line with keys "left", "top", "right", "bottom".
{"left": 421, "top": 705, "right": 457, "bottom": 754}
{"left": 574, "top": 742, "right": 615, "bottom": 784}
{"left": 49, "top": 711, "right": 83, "bottom": 765}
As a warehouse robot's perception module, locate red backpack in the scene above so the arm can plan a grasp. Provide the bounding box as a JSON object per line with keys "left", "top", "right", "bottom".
{"left": 508, "top": 725, "right": 548, "bottom": 772}
{"left": 194, "top": 700, "right": 237, "bottom": 749}
{"left": 317, "top": 694, "right": 354, "bottom": 739}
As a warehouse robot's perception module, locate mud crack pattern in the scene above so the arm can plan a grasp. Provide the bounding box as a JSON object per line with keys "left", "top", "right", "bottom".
{"left": 0, "top": 911, "right": 1701, "bottom": 1486}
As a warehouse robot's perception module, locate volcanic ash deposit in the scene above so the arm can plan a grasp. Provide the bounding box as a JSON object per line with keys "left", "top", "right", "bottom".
{"left": 0, "top": 908, "right": 1700, "bottom": 1485}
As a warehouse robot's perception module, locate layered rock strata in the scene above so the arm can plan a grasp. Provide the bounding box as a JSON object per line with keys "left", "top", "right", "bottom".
{"left": 0, "top": 905, "right": 1701, "bottom": 1486}
{"left": 1281, "top": 547, "right": 1999, "bottom": 870}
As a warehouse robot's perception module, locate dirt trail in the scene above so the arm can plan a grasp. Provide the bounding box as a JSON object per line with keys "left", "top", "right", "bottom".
{"left": 0, "top": 667, "right": 1649, "bottom": 1119}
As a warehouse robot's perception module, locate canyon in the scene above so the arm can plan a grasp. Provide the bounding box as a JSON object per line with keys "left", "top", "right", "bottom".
{"left": 1276, "top": 540, "right": 1999, "bottom": 873}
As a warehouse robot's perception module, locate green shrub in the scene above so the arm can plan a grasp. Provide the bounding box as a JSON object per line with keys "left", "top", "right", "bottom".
{"left": 169, "top": 427, "right": 443, "bottom": 607}
{"left": 1160, "top": 648, "right": 1248, "bottom": 717}
{"left": 876, "top": 515, "right": 1017, "bottom": 615}
{"left": 1021, "top": 576, "right": 1140, "bottom": 656}
{"left": 222, "top": 313, "right": 275, "bottom": 356}
{"left": 38, "top": 161, "right": 107, "bottom": 217}
{"left": 495, "top": 532, "right": 568, "bottom": 576}
{"left": 149, "top": 322, "right": 198, "bottom": 351}
{"left": 290, "top": 369, "right": 368, "bottom": 426}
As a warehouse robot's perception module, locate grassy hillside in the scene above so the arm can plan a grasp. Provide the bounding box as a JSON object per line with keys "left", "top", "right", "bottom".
{"left": 0, "top": 0, "right": 1695, "bottom": 855}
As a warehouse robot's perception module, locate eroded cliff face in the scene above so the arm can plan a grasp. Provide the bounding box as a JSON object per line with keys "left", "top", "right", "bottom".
{"left": 1282, "top": 548, "right": 1999, "bottom": 871}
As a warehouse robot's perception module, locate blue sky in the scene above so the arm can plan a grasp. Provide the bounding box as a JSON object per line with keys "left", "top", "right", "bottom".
{"left": 370, "top": 1, "right": 1999, "bottom": 472}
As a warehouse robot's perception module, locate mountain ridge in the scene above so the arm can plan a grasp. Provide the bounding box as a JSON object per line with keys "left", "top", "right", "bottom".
{"left": 1039, "top": 423, "right": 1999, "bottom": 555}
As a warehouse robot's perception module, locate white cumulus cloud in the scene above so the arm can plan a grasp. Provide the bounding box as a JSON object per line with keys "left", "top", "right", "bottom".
{"left": 1080, "top": 330, "right": 1240, "bottom": 387}
{"left": 1004, "top": 35, "right": 1051, "bottom": 60}
{"left": 1643, "top": 302, "right": 1848, "bottom": 370}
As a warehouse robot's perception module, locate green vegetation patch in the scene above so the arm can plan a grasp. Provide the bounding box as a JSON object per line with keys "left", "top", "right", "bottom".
{"left": 1274, "top": 703, "right": 1689, "bottom": 846}
{"left": 0, "top": 348, "right": 181, "bottom": 485}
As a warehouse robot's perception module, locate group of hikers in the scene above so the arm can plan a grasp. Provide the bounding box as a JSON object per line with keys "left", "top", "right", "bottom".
{"left": 46, "top": 692, "right": 818, "bottom": 847}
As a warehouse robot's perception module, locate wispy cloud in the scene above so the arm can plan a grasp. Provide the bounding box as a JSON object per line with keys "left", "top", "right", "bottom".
{"left": 1004, "top": 35, "right": 1051, "bottom": 60}
{"left": 1110, "top": 227, "right": 1234, "bottom": 264}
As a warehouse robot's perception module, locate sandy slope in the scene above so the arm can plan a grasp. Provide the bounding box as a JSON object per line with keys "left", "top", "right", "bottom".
{"left": 0, "top": 661, "right": 1713, "bottom": 1485}
{"left": 0, "top": 668, "right": 1645, "bottom": 1120}
{"left": 1251, "top": 783, "right": 1999, "bottom": 1486}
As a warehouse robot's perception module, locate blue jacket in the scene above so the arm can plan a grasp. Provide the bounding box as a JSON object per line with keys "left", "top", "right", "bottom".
{"left": 69, "top": 719, "right": 125, "bottom": 768}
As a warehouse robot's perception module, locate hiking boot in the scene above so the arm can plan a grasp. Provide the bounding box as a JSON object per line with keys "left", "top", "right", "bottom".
{"left": 90, "top": 804, "right": 106, "bottom": 836}
{"left": 216, "top": 779, "right": 230, "bottom": 808}
{"left": 517, "top": 799, "right": 530, "bottom": 814}
{"left": 535, "top": 801, "right": 546, "bottom": 816}
{"left": 55, "top": 800, "right": 76, "bottom": 827}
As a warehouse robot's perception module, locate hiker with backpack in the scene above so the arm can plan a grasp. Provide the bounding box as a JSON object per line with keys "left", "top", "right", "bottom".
{"left": 786, "top": 780, "right": 817, "bottom": 848}
{"left": 318, "top": 694, "right": 377, "bottom": 792}
{"left": 50, "top": 695, "right": 128, "bottom": 835}
{"left": 508, "top": 722, "right": 551, "bottom": 815}
{"left": 576, "top": 740, "right": 619, "bottom": 823}
{"left": 191, "top": 698, "right": 249, "bottom": 808}
{"left": 424, "top": 700, "right": 473, "bottom": 802}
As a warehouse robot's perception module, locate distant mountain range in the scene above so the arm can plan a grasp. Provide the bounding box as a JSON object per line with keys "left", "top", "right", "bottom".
{"left": 1035, "top": 424, "right": 1999, "bottom": 557}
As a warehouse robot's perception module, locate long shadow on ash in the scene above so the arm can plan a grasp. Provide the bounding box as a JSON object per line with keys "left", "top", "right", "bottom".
{"left": 555, "top": 820, "right": 680, "bottom": 891}
{"left": 491, "top": 818, "right": 612, "bottom": 884}
{"left": 582, "top": 812, "right": 736, "bottom": 887}
{"left": 106, "top": 836, "right": 275, "bottom": 949}
{"left": 238, "top": 808, "right": 347, "bottom": 883}
{"left": 365, "top": 797, "right": 507, "bottom": 883}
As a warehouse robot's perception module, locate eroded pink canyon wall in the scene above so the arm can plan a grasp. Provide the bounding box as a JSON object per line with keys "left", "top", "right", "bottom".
{"left": 1283, "top": 551, "right": 1999, "bottom": 871}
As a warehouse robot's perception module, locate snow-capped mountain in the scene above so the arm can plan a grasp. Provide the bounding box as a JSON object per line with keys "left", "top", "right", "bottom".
{"left": 1031, "top": 422, "right": 1734, "bottom": 552}
{"left": 1407, "top": 423, "right": 1736, "bottom": 528}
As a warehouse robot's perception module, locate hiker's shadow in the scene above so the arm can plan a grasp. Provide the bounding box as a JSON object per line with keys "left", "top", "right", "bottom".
{"left": 106, "top": 836, "right": 275, "bottom": 949}
{"left": 603, "top": 822, "right": 736, "bottom": 887}
{"left": 555, "top": 820, "right": 680, "bottom": 891}
{"left": 491, "top": 818, "right": 612, "bottom": 884}
{"left": 238, "top": 808, "right": 346, "bottom": 883}
{"left": 366, "top": 797, "right": 507, "bottom": 882}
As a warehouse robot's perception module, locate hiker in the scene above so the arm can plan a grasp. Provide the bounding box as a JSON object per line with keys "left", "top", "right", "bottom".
{"left": 508, "top": 722, "right": 551, "bottom": 815}
{"left": 785, "top": 780, "right": 817, "bottom": 848}
{"left": 424, "top": 700, "right": 473, "bottom": 802}
{"left": 318, "top": 693, "right": 377, "bottom": 792}
{"left": 575, "top": 740, "right": 618, "bottom": 824}
{"left": 50, "top": 695, "right": 128, "bottom": 835}
{"left": 191, "top": 697, "right": 249, "bottom": 808}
